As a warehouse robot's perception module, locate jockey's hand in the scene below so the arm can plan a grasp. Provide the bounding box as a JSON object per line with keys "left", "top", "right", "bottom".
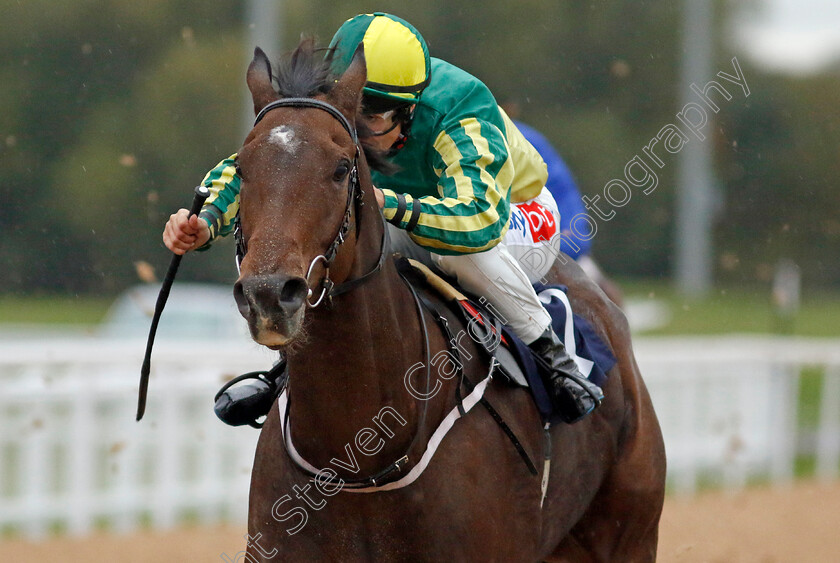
{"left": 373, "top": 187, "right": 385, "bottom": 208}
{"left": 163, "top": 208, "right": 210, "bottom": 255}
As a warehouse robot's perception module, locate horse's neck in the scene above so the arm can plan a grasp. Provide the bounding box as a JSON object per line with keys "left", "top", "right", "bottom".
{"left": 285, "top": 198, "right": 425, "bottom": 472}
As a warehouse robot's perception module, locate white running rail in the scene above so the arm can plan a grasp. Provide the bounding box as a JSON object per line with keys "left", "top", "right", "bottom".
{"left": 0, "top": 336, "right": 838, "bottom": 538}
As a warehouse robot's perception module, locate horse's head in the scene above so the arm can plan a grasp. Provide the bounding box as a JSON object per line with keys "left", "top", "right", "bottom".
{"left": 233, "top": 41, "right": 368, "bottom": 349}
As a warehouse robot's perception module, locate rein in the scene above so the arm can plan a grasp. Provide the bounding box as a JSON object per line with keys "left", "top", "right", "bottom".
{"left": 236, "top": 97, "right": 387, "bottom": 307}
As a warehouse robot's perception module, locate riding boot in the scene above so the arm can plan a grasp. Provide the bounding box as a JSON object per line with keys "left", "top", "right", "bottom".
{"left": 528, "top": 327, "right": 604, "bottom": 424}
{"left": 213, "top": 357, "right": 288, "bottom": 428}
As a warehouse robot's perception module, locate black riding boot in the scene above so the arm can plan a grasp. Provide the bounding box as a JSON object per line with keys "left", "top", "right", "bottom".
{"left": 213, "top": 358, "right": 288, "bottom": 428}
{"left": 528, "top": 327, "right": 604, "bottom": 423}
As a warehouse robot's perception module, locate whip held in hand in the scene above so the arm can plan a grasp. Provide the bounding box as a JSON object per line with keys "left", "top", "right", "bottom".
{"left": 136, "top": 185, "right": 210, "bottom": 421}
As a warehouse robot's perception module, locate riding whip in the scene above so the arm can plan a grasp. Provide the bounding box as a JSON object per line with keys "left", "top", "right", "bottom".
{"left": 136, "top": 185, "right": 210, "bottom": 421}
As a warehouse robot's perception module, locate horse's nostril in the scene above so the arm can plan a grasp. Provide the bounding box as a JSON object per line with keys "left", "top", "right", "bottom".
{"left": 278, "top": 278, "right": 308, "bottom": 310}
{"left": 233, "top": 281, "right": 251, "bottom": 318}
{"left": 235, "top": 275, "right": 308, "bottom": 320}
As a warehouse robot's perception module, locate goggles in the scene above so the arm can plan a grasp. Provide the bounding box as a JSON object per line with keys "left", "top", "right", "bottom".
{"left": 361, "top": 104, "right": 414, "bottom": 137}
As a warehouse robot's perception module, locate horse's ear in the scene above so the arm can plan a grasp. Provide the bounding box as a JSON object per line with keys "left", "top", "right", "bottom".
{"left": 247, "top": 47, "right": 278, "bottom": 115}
{"left": 331, "top": 44, "right": 367, "bottom": 120}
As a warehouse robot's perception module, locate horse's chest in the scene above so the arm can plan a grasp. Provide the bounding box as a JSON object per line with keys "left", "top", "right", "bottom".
{"left": 250, "top": 458, "right": 539, "bottom": 561}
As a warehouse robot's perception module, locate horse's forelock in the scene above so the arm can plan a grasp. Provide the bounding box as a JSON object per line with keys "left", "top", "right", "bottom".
{"left": 273, "top": 37, "right": 335, "bottom": 99}
{"left": 271, "top": 38, "right": 396, "bottom": 175}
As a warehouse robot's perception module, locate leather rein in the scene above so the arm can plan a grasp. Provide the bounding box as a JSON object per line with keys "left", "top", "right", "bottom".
{"left": 234, "top": 97, "right": 388, "bottom": 308}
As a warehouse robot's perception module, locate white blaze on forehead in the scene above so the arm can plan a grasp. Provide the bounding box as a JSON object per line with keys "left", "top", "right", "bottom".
{"left": 268, "top": 125, "right": 300, "bottom": 153}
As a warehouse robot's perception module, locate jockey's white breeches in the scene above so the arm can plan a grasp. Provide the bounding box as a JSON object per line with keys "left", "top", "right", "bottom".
{"left": 389, "top": 187, "right": 563, "bottom": 344}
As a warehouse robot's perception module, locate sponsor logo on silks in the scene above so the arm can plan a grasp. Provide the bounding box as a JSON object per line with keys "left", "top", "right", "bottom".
{"left": 509, "top": 208, "right": 528, "bottom": 234}
{"left": 517, "top": 201, "right": 557, "bottom": 243}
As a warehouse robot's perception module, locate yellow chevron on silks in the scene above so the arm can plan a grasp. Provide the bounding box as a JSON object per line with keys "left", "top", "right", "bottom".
{"left": 200, "top": 155, "right": 241, "bottom": 239}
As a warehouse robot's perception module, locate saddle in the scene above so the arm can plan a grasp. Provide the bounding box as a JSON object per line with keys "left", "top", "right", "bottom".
{"left": 393, "top": 257, "right": 615, "bottom": 424}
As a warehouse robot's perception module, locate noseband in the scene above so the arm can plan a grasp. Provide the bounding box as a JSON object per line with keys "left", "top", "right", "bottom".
{"left": 235, "top": 97, "right": 387, "bottom": 307}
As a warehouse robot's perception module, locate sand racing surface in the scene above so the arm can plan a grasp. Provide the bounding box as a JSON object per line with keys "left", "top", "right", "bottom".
{"left": 1, "top": 481, "right": 839, "bottom": 562}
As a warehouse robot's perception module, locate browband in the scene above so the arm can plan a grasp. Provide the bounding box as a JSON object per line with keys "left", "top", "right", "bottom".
{"left": 254, "top": 97, "right": 358, "bottom": 145}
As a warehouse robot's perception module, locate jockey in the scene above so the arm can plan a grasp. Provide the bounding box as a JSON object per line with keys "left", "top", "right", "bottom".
{"left": 163, "top": 12, "right": 603, "bottom": 425}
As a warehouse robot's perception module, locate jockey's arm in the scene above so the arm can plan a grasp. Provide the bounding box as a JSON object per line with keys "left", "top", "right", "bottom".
{"left": 161, "top": 155, "right": 241, "bottom": 254}
{"left": 379, "top": 117, "right": 513, "bottom": 256}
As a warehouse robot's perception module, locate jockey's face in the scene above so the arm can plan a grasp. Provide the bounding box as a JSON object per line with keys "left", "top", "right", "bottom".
{"left": 359, "top": 104, "right": 414, "bottom": 153}
{"left": 362, "top": 114, "right": 401, "bottom": 152}
{"left": 363, "top": 109, "right": 398, "bottom": 135}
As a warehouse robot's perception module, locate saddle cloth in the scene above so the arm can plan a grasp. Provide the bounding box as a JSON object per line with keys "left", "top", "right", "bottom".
{"left": 401, "top": 258, "right": 616, "bottom": 423}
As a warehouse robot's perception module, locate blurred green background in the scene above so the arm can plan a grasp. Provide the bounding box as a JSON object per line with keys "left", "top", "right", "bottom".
{"left": 1, "top": 0, "right": 837, "bottom": 333}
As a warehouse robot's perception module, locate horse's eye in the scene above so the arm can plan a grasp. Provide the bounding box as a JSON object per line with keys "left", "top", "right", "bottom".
{"left": 234, "top": 162, "right": 243, "bottom": 177}
{"left": 333, "top": 162, "right": 350, "bottom": 182}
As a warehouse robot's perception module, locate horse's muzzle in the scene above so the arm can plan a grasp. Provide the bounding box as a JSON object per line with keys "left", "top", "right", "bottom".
{"left": 234, "top": 274, "right": 308, "bottom": 347}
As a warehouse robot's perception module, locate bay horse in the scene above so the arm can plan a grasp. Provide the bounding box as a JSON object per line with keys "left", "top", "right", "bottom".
{"left": 232, "top": 40, "right": 666, "bottom": 562}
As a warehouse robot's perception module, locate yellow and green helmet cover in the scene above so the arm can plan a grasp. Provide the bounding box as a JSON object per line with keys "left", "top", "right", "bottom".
{"left": 328, "top": 13, "right": 431, "bottom": 105}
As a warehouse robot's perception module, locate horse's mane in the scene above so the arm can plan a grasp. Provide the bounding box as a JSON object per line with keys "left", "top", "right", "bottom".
{"left": 272, "top": 38, "right": 395, "bottom": 173}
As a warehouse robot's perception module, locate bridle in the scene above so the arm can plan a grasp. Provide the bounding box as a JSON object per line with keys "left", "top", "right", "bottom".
{"left": 234, "top": 97, "right": 388, "bottom": 307}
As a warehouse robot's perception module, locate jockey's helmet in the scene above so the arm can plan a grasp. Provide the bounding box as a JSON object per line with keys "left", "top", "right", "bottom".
{"left": 328, "top": 13, "right": 431, "bottom": 106}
